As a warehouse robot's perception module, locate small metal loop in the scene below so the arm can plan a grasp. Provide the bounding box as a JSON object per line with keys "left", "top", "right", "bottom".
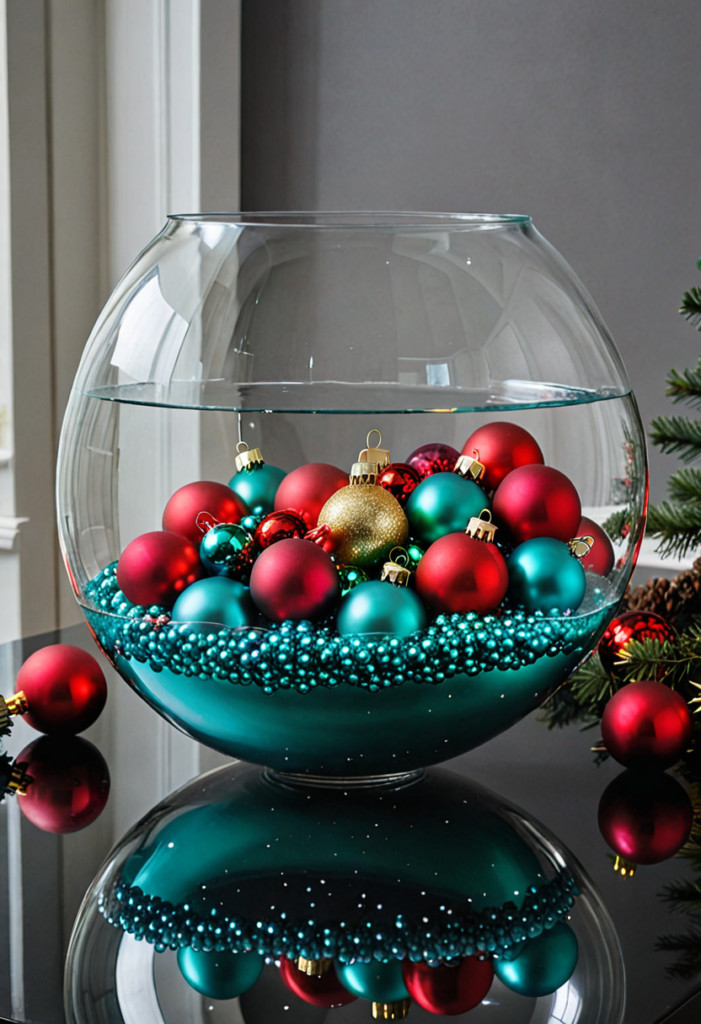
{"left": 477, "top": 508, "right": 492, "bottom": 523}
{"left": 472, "top": 448, "right": 480, "bottom": 459}
{"left": 195, "top": 511, "right": 219, "bottom": 534}
{"left": 236, "top": 441, "right": 249, "bottom": 454}
{"left": 366, "top": 428, "right": 382, "bottom": 449}
{"left": 388, "top": 546, "right": 408, "bottom": 566}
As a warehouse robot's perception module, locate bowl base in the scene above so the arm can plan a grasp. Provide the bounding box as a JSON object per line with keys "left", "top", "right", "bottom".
{"left": 263, "top": 766, "right": 426, "bottom": 791}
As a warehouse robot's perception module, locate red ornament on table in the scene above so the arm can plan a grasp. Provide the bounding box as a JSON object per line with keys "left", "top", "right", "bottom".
{"left": 491, "top": 464, "right": 581, "bottom": 543}
{"left": 415, "top": 513, "right": 509, "bottom": 615}
{"left": 162, "top": 480, "right": 247, "bottom": 544}
{"left": 249, "top": 538, "right": 340, "bottom": 622}
{"left": 461, "top": 421, "right": 544, "bottom": 493}
{"left": 273, "top": 462, "right": 349, "bottom": 529}
{"left": 402, "top": 957, "right": 494, "bottom": 1015}
{"left": 117, "top": 530, "right": 203, "bottom": 607}
{"left": 279, "top": 958, "right": 357, "bottom": 1008}
{"left": 406, "top": 442, "right": 460, "bottom": 480}
{"left": 377, "top": 462, "right": 421, "bottom": 505}
{"left": 16, "top": 735, "right": 110, "bottom": 834}
{"left": 15, "top": 644, "right": 107, "bottom": 735}
{"left": 598, "top": 611, "right": 676, "bottom": 680}
{"left": 598, "top": 768, "right": 693, "bottom": 866}
{"left": 577, "top": 515, "right": 615, "bottom": 576}
{"left": 254, "top": 509, "right": 307, "bottom": 549}
{"left": 601, "top": 679, "right": 693, "bottom": 769}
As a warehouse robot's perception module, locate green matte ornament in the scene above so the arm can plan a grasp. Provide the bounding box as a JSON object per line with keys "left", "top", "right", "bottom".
{"left": 177, "top": 946, "right": 263, "bottom": 999}
{"left": 336, "top": 959, "right": 410, "bottom": 1004}
{"left": 493, "top": 921, "right": 578, "bottom": 997}
{"left": 507, "top": 538, "right": 586, "bottom": 614}
{"left": 337, "top": 579, "right": 426, "bottom": 637}
{"left": 406, "top": 472, "right": 486, "bottom": 547}
{"left": 171, "top": 577, "right": 255, "bottom": 631}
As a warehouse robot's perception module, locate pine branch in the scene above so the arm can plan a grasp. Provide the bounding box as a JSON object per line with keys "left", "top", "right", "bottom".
{"left": 668, "top": 468, "right": 701, "bottom": 504}
{"left": 646, "top": 501, "right": 701, "bottom": 560}
{"left": 655, "top": 926, "right": 701, "bottom": 980}
{"left": 659, "top": 879, "right": 701, "bottom": 916}
{"left": 680, "top": 287, "right": 701, "bottom": 330}
{"left": 540, "top": 655, "right": 614, "bottom": 728}
{"left": 650, "top": 415, "right": 701, "bottom": 463}
{"left": 666, "top": 361, "right": 701, "bottom": 408}
{"left": 602, "top": 508, "right": 629, "bottom": 541}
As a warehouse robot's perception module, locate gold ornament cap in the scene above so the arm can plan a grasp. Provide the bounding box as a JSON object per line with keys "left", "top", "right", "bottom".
{"left": 234, "top": 441, "right": 265, "bottom": 473}
{"left": 0, "top": 691, "right": 28, "bottom": 731}
{"left": 613, "top": 855, "right": 636, "bottom": 878}
{"left": 568, "top": 535, "right": 594, "bottom": 559}
{"left": 358, "top": 429, "right": 390, "bottom": 469}
{"left": 381, "top": 548, "right": 412, "bottom": 587}
{"left": 465, "top": 508, "right": 498, "bottom": 543}
{"left": 350, "top": 460, "right": 380, "bottom": 485}
{"left": 454, "top": 450, "right": 485, "bottom": 482}
{"left": 5, "top": 762, "right": 32, "bottom": 797}
{"left": 297, "top": 957, "right": 332, "bottom": 977}
{"left": 372, "top": 998, "right": 411, "bottom": 1020}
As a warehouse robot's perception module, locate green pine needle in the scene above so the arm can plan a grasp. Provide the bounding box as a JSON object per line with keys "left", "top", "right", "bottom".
{"left": 655, "top": 926, "right": 701, "bottom": 980}
{"left": 668, "top": 467, "right": 701, "bottom": 503}
{"left": 650, "top": 415, "right": 701, "bottom": 462}
{"left": 646, "top": 501, "right": 701, "bottom": 559}
{"left": 659, "top": 879, "right": 701, "bottom": 916}
{"left": 680, "top": 286, "right": 701, "bottom": 330}
{"left": 665, "top": 361, "right": 701, "bottom": 407}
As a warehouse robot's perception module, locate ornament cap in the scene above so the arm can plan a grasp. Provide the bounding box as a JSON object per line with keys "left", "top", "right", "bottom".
{"left": 372, "top": 998, "right": 411, "bottom": 1020}
{"left": 0, "top": 691, "right": 28, "bottom": 729}
{"left": 381, "top": 548, "right": 412, "bottom": 587}
{"left": 613, "top": 855, "right": 636, "bottom": 878}
{"left": 359, "top": 429, "right": 390, "bottom": 469}
{"left": 5, "top": 761, "right": 32, "bottom": 796}
{"left": 568, "top": 535, "right": 595, "bottom": 559}
{"left": 350, "top": 460, "right": 380, "bottom": 485}
{"left": 234, "top": 440, "right": 265, "bottom": 473}
{"left": 297, "top": 957, "right": 332, "bottom": 977}
{"left": 454, "top": 450, "right": 486, "bottom": 482}
{"left": 465, "top": 508, "right": 498, "bottom": 542}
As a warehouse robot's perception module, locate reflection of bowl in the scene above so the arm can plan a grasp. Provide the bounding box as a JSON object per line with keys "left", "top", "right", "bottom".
{"left": 57, "top": 213, "right": 647, "bottom": 777}
{"left": 65, "top": 764, "right": 625, "bottom": 1023}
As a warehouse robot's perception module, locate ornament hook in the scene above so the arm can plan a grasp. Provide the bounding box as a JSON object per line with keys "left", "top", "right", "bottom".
{"left": 465, "top": 508, "right": 498, "bottom": 542}
{"left": 358, "top": 428, "right": 390, "bottom": 468}
{"left": 569, "top": 535, "right": 594, "bottom": 559}
{"left": 454, "top": 449, "right": 486, "bottom": 482}
{"left": 388, "top": 546, "right": 409, "bottom": 567}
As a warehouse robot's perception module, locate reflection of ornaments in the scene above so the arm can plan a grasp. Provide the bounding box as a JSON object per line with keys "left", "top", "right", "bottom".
{"left": 227, "top": 442, "right": 286, "bottom": 515}
{"left": 492, "top": 465, "right": 581, "bottom": 543}
{"left": 14, "top": 644, "right": 107, "bottom": 735}
{"left": 577, "top": 515, "right": 615, "bottom": 575}
{"left": 598, "top": 769, "right": 693, "bottom": 868}
{"left": 377, "top": 462, "right": 421, "bottom": 505}
{"left": 416, "top": 514, "right": 509, "bottom": 615}
{"left": 336, "top": 960, "right": 410, "bottom": 1020}
{"left": 199, "top": 521, "right": 255, "bottom": 578}
{"left": 117, "top": 530, "right": 203, "bottom": 607}
{"left": 172, "top": 577, "right": 255, "bottom": 631}
{"left": 598, "top": 611, "right": 676, "bottom": 680}
{"left": 337, "top": 553, "right": 427, "bottom": 637}
{"left": 601, "top": 680, "right": 693, "bottom": 768}
{"left": 249, "top": 538, "right": 340, "bottom": 622}
{"left": 494, "top": 922, "right": 578, "bottom": 997}
{"left": 177, "top": 947, "right": 263, "bottom": 999}
{"left": 336, "top": 564, "right": 369, "bottom": 596}
{"left": 461, "top": 421, "right": 544, "bottom": 493}
{"left": 273, "top": 462, "right": 348, "bottom": 528}
{"left": 162, "top": 480, "right": 247, "bottom": 544}
{"left": 402, "top": 957, "right": 494, "bottom": 1014}
{"left": 507, "top": 537, "right": 586, "bottom": 614}
{"left": 16, "top": 735, "right": 110, "bottom": 834}
{"left": 406, "top": 441, "right": 460, "bottom": 479}
{"left": 0, "top": 751, "right": 32, "bottom": 796}
{"left": 279, "top": 957, "right": 357, "bottom": 1008}
{"left": 405, "top": 472, "right": 486, "bottom": 547}
{"left": 254, "top": 509, "right": 307, "bottom": 549}
{"left": 317, "top": 464, "right": 408, "bottom": 567}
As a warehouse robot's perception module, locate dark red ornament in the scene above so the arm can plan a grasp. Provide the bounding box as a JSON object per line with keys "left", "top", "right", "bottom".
{"left": 254, "top": 509, "right": 307, "bottom": 550}
{"left": 162, "top": 480, "right": 247, "bottom": 544}
{"left": 377, "top": 462, "right": 421, "bottom": 505}
{"left": 406, "top": 442, "right": 460, "bottom": 480}
{"left": 577, "top": 515, "right": 615, "bottom": 576}
{"left": 117, "top": 530, "right": 203, "bottom": 607}
{"left": 15, "top": 644, "right": 107, "bottom": 735}
{"left": 601, "top": 679, "right": 693, "bottom": 769}
{"left": 461, "top": 421, "right": 544, "bottom": 493}
{"left": 598, "top": 768, "right": 693, "bottom": 865}
{"left": 402, "top": 957, "right": 494, "bottom": 1015}
{"left": 279, "top": 958, "right": 357, "bottom": 1008}
{"left": 416, "top": 533, "right": 509, "bottom": 615}
{"left": 598, "top": 611, "right": 676, "bottom": 680}
{"left": 273, "top": 462, "right": 348, "bottom": 528}
{"left": 16, "top": 735, "right": 110, "bottom": 834}
{"left": 492, "top": 464, "right": 581, "bottom": 544}
{"left": 249, "top": 538, "right": 340, "bottom": 622}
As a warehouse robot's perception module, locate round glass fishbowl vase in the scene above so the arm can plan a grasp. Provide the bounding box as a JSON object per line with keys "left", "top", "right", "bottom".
{"left": 56, "top": 213, "right": 647, "bottom": 778}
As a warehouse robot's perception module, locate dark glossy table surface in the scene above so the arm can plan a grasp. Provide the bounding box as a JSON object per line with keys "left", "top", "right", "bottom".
{"left": 1, "top": 622, "right": 701, "bottom": 1024}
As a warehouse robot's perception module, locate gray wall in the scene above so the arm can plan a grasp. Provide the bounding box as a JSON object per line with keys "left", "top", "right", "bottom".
{"left": 241, "top": 0, "right": 701, "bottom": 503}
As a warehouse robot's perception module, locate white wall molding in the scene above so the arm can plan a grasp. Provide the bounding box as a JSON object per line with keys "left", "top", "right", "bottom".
{"left": 0, "top": 515, "right": 27, "bottom": 552}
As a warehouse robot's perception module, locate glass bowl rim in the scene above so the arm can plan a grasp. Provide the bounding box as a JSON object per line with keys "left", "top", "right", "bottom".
{"left": 166, "top": 210, "right": 533, "bottom": 230}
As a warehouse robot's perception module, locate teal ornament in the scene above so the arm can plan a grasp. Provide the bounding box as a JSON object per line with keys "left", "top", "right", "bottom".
{"left": 337, "top": 960, "right": 410, "bottom": 1004}
{"left": 337, "top": 564, "right": 369, "bottom": 597}
{"left": 171, "top": 577, "right": 254, "bottom": 631}
{"left": 406, "top": 472, "right": 486, "bottom": 546}
{"left": 200, "top": 522, "right": 255, "bottom": 578}
{"left": 337, "top": 580, "right": 426, "bottom": 637}
{"left": 494, "top": 921, "right": 578, "bottom": 996}
{"left": 177, "top": 946, "right": 263, "bottom": 999}
{"left": 228, "top": 465, "right": 286, "bottom": 515}
{"left": 508, "top": 537, "right": 586, "bottom": 614}
{"left": 405, "top": 540, "right": 425, "bottom": 571}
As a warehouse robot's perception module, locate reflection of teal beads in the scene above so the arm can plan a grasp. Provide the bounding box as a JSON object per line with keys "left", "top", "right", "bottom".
{"left": 337, "top": 960, "right": 410, "bottom": 1004}
{"left": 406, "top": 473, "right": 487, "bottom": 546}
{"left": 508, "top": 538, "right": 586, "bottom": 613}
{"left": 171, "top": 577, "right": 254, "bottom": 631}
{"left": 337, "top": 580, "right": 427, "bottom": 637}
{"left": 177, "top": 947, "right": 263, "bottom": 999}
{"left": 228, "top": 464, "right": 286, "bottom": 515}
{"left": 494, "top": 921, "right": 578, "bottom": 996}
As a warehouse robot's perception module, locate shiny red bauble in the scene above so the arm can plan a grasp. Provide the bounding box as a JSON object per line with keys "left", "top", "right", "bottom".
{"left": 377, "top": 462, "right": 421, "bottom": 505}
{"left": 416, "top": 534, "right": 509, "bottom": 615}
{"left": 492, "top": 464, "right": 581, "bottom": 543}
{"left": 601, "top": 680, "right": 693, "bottom": 769}
{"left": 598, "top": 768, "right": 693, "bottom": 865}
{"left": 16, "top": 644, "right": 107, "bottom": 735}
{"left": 403, "top": 957, "right": 494, "bottom": 1015}
{"left": 461, "top": 421, "right": 544, "bottom": 493}
{"left": 16, "top": 735, "right": 110, "bottom": 834}
{"left": 598, "top": 611, "right": 676, "bottom": 680}
{"left": 162, "top": 480, "right": 247, "bottom": 544}
{"left": 406, "top": 442, "right": 460, "bottom": 480}
{"left": 249, "top": 538, "right": 340, "bottom": 622}
{"left": 254, "top": 509, "right": 307, "bottom": 550}
{"left": 279, "top": 958, "right": 357, "bottom": 1008}
{"left": 117, "top": 530, "right": 203, "bottom": 607}
{"left": 577, "top": 515, "right": 615, "bottom": 576}
{"left": 273, "top": 462, "right": 348, "bottom": 528}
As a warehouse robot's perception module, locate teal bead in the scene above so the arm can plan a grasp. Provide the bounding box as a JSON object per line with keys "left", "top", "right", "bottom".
{"left": 337, "top": 580, "right": 427, "bottom": 637}
{"left": 177, "top": 946, "right": 263, "bottom": 999}
{"left": 228, "top": 464, "right": 286, "bottom": 515}
{"left": 508, "top": 538, "right": 586, "bottom": 614}
{"left": 337, "top": 960, "right": 409, "bottom": 1003}
{"left": 406, "top": 473, "right": 487, "bottom": 546}
{"left": 171, "top": 578, "right": 255, "bottom": 631}
{"left": 493, "top": 922, "right": 578, "bottom": 996}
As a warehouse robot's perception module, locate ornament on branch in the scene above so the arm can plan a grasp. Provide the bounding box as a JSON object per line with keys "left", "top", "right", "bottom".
{"left": 598, "top": 611, "right": 677, "bottom": 680}
{"left": 601, "top": 679, "right": 693, "bottom": 769}
{"left": 12, "top": 644, "right": 107, "bottom": 735}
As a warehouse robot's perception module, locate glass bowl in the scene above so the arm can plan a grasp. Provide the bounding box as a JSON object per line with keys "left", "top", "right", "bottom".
{"left": 56, "top": 213, "right": 647, "bottom": 778}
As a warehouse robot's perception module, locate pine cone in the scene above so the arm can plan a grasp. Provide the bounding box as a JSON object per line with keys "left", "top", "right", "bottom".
{"left": 625, "top": 556, "right": 701, "bottom": 629}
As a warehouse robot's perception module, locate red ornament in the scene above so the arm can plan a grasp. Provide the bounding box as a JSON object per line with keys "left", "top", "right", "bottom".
{"left": 402, "top": 957, "right": 494, "bottom": 1015}
{"left": 492, "top": 465, "right": 581, "bottom": 543}
{"left": 598, "top": 768, "right": 693, "bottom": 865}
{"left": 577, "top": 515, "right": 615, "bottom": 576}
{"left": 273, "top": 463, "right": 348, "bottom": 528}
{"left": 117, "top": 530, "right": 203, "bottom": 607}
{"left": 601, "top": 679, "right": 693, "bottom": 769}
{"left": 377, "top": 462, "right": 421, "bottom": 505}
{"left": 249, "top": 538, "right": 340, "bottom": 622}
{"left": 16, "top": 735, "right": 110, "bottom": 834}
{"left": 406, "top": 442, "right": 460, "bottom": 480}
{"left": 162, "top": 480, "right": 247, "bottom": 544}
{"left": 416, "top": 533, "right": 509, "bottom": 615}
{"left": 254, "top": 509, "right": 307, "bottom": 550}
{"left": 461, "top": 422, "right": 544, "bottom": 493}
{"left": 598, "top": 611, "right": 676, "bottom": 680}
{"left": 279, "top": 958, "right": 357, "bottom": 1008}
{"left": 16, "top": 644, "right": 107, "bottom": 735}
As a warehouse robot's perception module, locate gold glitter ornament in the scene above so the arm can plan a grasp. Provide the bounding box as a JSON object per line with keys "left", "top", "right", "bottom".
{"left": 317, "top": 484, "right": 409, "bottom": 566}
